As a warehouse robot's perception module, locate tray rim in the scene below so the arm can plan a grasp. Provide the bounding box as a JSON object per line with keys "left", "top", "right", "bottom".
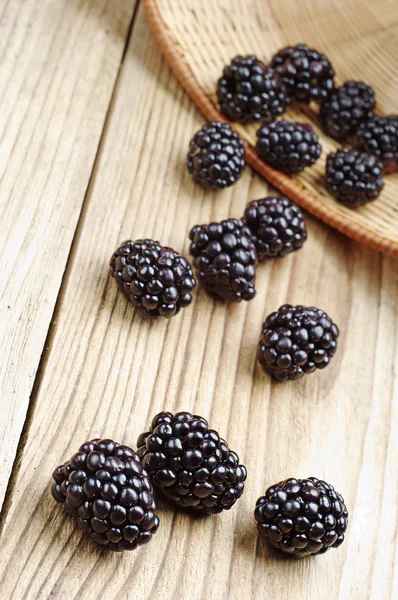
{"left": 142, "top": 0, "right": 398, "bottom": 258}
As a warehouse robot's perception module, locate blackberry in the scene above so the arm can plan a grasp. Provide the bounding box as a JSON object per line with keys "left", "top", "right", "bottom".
{"left": 51, "top": 439, "right": 159, "bottom": 552}
{"left": 243, "top": 197, "right": 307, "bottom": 259}
{"left": 110, "top": 239, "right": 196, "bottom": 319}
{"left": 353, "top": 115, "right": 398, "bottom": 173}
{"left": 326, "top": 149, "right": 384, "bottom": 208}
{"left": 137, "top": 411, "right": 247, "bottom": 514}
{"left": 255, "top": 477, "right": 348, "bottom": 558}
{"left": 271, "top": 44, "right": 335, "bottom": 103}
{"left": 258, "top": 304, "right": 339, "bottom": 381}
{"left": 187, "top": 122, "right": 245, "bottom": 189}
{"left": 217, "top": 55, "right": 290, "bottom": 123}
{"left": 320, "top": 81, "right": 375, "bottom": 139}
{"left": 189, "top": 218, "right": 257, "bottom": 302}
{"left": 256, "top": 120, "right": 322, "bottom": 174}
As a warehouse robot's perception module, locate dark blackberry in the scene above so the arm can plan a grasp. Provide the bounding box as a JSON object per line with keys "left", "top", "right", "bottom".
{"left": 137, "top": 411, "right": 247, "bottom": 514}
{"left": 243, "top": 197, "right": 307, "bottom": 259}
{"left": 326, "top": 149, "right": 384, "bottom": 208}
{"left": 256, "top": 120, "right": 322, "bottom": 174}
{"left": 319, "top": 81, "right": 375, "bottom": 139}
{"left": 51, "top": 439, "right": 159, "bottom": 552}
{"left": 353, "top": 115, "right": 398, "bottom": 173}
{"left": 187, "top": 122, "right": 245, "bottom": 189}
{"left": 110, "top": 239, "right": 196, "bottom": 319}
{"left": 255, "top": 477, "right": 348, "bottom": 558}
{"left": 217, "top": 55, "right": 290, "bottom": 123}
{"left": 271, "top": 44, "right": 335, "bottom": 103}
{"left": 258, "top": 304, "right": 339, "bottom": 381}
{"left": 189, "top": 218, "right": 257, "bottom": 302}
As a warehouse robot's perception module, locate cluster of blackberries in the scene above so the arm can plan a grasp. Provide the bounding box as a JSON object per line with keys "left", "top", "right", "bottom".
{"left": 321, "top": 84, "right": 396, "bottom": 208}
{"left": 55, "top": 43, "right": 356, "bottom": 566}
{"left": 110, "top": 43, "right": 346, "bottom": 383}
{"left": 110, "top": 200, "right": 339, "bottom": 383}
{"left": 187, "top": 208, "right": 340, "bottom": 382}
{"left": 109, "top": 182, "right": 340, "bottom": 382}
{"left": 52, "top": 415, "right": 348, "bottom": 559}
{"left": 186, "top": 45, "right": 396, "bottom": 210}
{"left": 188, "top": 198, "right": 306, "bottom": 296}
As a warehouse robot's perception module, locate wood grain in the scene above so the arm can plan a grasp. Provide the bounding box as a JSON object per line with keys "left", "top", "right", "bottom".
{"left": 0, "top": 0, "right": 137, "bottom": 508}
{"left": 143, "top": 0, "right": 398, "bottom": 255}
{"left": 0, "top": 4, "right": 397, "bottom": 600}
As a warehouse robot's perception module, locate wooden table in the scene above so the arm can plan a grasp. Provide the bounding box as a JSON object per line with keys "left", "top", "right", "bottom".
{"left": 0, "top": 2, "right": 397, "bottom": 599}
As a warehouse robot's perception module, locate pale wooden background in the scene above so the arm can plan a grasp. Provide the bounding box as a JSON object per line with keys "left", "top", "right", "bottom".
{"left": 0, "top": 2, "right": 397, "bottom": 599}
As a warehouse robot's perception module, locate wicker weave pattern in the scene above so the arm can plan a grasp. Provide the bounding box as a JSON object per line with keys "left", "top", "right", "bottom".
{"left": 143, "top": 0, "right": 398, "bottom": 256}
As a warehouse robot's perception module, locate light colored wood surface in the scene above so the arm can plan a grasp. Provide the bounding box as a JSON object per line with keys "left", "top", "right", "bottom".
{"left": 1, "top": 3, "right": 397, "bottom": 600}
{"left": 0, "top": 0, "right": 137, "bottom": 508}
{"left": 143, "top": 0, "right": 398, "bottom": 255}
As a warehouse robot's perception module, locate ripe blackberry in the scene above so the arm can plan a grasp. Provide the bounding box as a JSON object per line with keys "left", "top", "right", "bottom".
{"left": 110, "top": 239, "right": 196, "bottom": 319}
{"left": 271, "top": 44, "right": 335, "bottom": 103}
{"left": 217, "top": 55, "right": 290, "bottom": 123}
{"left": 319, "top": 81, "right": 375, "bottom": 139}
{"left": 326, "top": 149, "right": 384, "bottom": 208}
{"left": 256, "top": 120, "right": 322, "bottom": 174}
{"left": 51, "top": 439, "right": 159, "bottom": 552}
{"left": 258, "top": 304, "right": 339, "bottom": 381}
{"left": 243, "top": 197, "right": 307, "bottom": 259}
{"left": 189, "top": 219, "right": 257, "bottom": 302}
{"left": 255, "top": 477, "right": 348, "bottom": 558}
{"left": 137, "top": 411, "right": 247, "bottom": 514}
{"left": 188, "top": 122, "right": 245, "bottom": 189}
{"left": 353, "top": 115, "right": 398, "bottom": 173}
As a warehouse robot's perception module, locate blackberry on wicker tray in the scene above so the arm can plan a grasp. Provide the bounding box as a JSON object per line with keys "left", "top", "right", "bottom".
{"left": 352, "top": 115, "right": 398, "bottom": 173}
{"left": 110, "top": 239, "right": 196, "bottom": 319}
{"left": 189, "top": 219, "right": 257, "bottom": 302}
{"left": 217, "top": 55, "right": 290, "bottom": 123}
{"left": 319, "top": 81, "right": 375, "bottom": 139}
{"left": 255, "top": 477, "right": 348, "bottom": 558}
{"left": 188, "top": 122, "right": 245, "bottom": 189}
{"left": 271, "top": 44, "right": 335, "bottom": 104}
{"left": 243, "top": 197, "right": 307, "bottom": 259}
{"left": 258, "top": 304, "right": 339, "bottom": 381}
{"left": 256, "top": 120, "right": 322, "bottom": 175}
{"left": 51, "top": 439, "right": 159, "bottom": 551}
{"left": 137, "top": 411, "right": 247, "bottom": 514}
{"left": 326, "top": 149, "right": 384, "bottom": 208}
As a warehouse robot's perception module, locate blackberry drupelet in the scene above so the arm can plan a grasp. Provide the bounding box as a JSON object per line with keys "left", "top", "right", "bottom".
{"left": 271, "top": 44, "right": 335, "bottom": 103}
{"left": 110, "top": 239, "right": 196, "bottom": 319}
{"left": 187, "top": 122, "right": 245, "bottom": 189}
{"left": 137, "top": 411, "right": 247, "bottom": 514}
{"left": 189, "top": 219, "right": 257, "bottom": 302}
{"left": 353, "top": 115, "right": 398, "bottom": 173}
{"left": 243, "top": 197, "right": 307, "bottom": 259}
{"left": 258, "top": 304, "right": 339, "bottom": 381}
{"left": 326, "top": 149, "right": 384, "bottom": 208}
{"left": 255, "top": 477, "right": 348, "bottom": 558}
{"left": 217, "top": 55, "right": 290, "bottom": 123}
{"left": 319, "top": 81, "right": 375, "bottom": 139}
{"left": 256, "top": 120, "right": 322, "bottom": 174}
{"left": 51, "top": 439, "right": 159, "bottom": 552}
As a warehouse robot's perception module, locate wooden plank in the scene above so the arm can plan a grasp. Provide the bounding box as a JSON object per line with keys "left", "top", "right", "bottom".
{"left": 1, "top": 6, "right": 397, "bottom": 600}
{"left": 0, "top": 0, "right": 137, "bottom": 508}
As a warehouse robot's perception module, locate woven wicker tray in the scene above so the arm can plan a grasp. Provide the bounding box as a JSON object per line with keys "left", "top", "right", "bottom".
{"left": 142, "top": 0, "right": 398, "bottom": 257}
